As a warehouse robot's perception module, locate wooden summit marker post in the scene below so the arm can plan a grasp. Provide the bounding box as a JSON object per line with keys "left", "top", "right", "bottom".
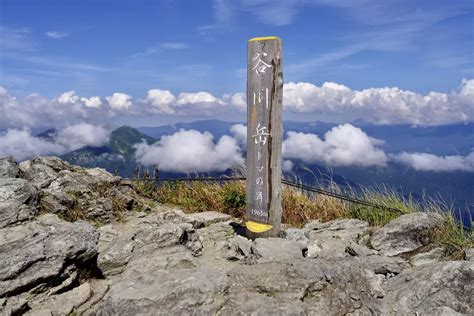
{"left": 246, "top": 36, "right": 283, "bottom": 238}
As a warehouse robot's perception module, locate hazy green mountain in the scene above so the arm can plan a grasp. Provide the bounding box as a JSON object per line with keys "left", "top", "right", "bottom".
{"left": 62, "top": 126, "right": 156, "bottom": 177}
{"left": 56, "top": 121, "right": 472, "bottom": 224}
{"left": 138, "top": 119, "right": 241, "bottom": 140}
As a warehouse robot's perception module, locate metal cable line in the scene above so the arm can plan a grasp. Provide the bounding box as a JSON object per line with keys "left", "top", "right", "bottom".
{"left": 125, "top": 176, "right": 472, "bottom": 231}
{"left": 128, "top": 176, "right": 404, "bottom": 213}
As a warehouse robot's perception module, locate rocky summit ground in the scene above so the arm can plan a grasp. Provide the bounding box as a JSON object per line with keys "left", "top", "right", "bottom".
{"left": 0, "top": 156, "right": 473, "bottom": 315}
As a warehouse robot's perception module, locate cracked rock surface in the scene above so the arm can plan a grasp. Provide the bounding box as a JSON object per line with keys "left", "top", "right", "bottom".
{"left": 0, "top": 156, "right": 472, "bottom": 315}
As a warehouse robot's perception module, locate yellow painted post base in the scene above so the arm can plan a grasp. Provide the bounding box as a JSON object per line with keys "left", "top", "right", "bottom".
{"left": 245, "top": 221, "right": 279, "bottom": 239}
{"left": 245, "top": 221, "right": 273, "bottom": 233}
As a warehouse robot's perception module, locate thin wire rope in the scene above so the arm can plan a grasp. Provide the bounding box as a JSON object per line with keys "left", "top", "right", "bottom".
{"left": 125, "top": 176, "right": 472, "bottom": 231}
{"left": 127, "top": 176, "right": 409, "bottom": 213}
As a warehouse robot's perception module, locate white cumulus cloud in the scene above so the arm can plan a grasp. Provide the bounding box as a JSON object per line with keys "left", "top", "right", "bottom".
{"left": 223, "top": 92, "right": 246, "bottom": 111}
{"left": 0, "top": 129, "right": 65, "bottom": 161}
{"left": 282, "top": 160, "right": 294, "bottom": 172}
{"left": 106, "top": 93, "right": 132, "bottom": 111}
{"left": 57, "top": 90, "right": 79, "bottom": 104}
{"left": 283, "top": 79, "right": 474, "bottom": 125}
{"left": 0, "top": 86, "right": 7, "bottom": 96}
{"left": 2, "top": 79, "right": 473, "bottom": 132}
{"left": 177, "top": 92, "right": 220, "bottom": 105}
{"left": 146, "top": 89, "right": 176, "bottom": 114}
{"left": 0, "top": 88, "right": 105, "bottom": 129}
{"left": 391, "top": 151, "right": 474, "bottom": 172}
{"left": 54, "top": 123, "right": 111, "bottom": 152}
{"left": 134, "top": 129, "right": 244, "bottom": 173}
{"left": 143, "top": 89, "right": 227, "bottom": 116}
{"left": 283, "top": 124, "right": 388, "bottom": 167}
{"left": 0, "top": 123, "right": 110, "bottom": 161}
{"left": 81, "top": 96, "right": 102, "bottom": 108}
{"left": 230, "top": 123, "right": 247, "bottom": 146}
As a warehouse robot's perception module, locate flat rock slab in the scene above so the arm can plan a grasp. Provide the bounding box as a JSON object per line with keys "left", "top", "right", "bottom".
{"left": 253, "top": 238, "right": 304, "bottom": 262}
{"left": 306, "top": 219, "right": 371, "bottom": 258}
{"left": 185, "top": 211, "right": 231, "bottom": 228}
{"left": 87, "top": 268, "right": 229, "bottom": 315}
{"left": 307, "top": 218, "right": 370, "bottom": 241}
{"left": 370, "top": 212, "right": 445, "bottom": 256}
{"left": 410, "top": 247, "right": 445, "bottom": 267}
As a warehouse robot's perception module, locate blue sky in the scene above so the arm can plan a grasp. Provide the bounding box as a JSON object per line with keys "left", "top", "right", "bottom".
{"left": 0, "top": 0, "right": 473, "bottom": 174}
{"left": 1, "top": 0, "right": 473, "bottom": 99}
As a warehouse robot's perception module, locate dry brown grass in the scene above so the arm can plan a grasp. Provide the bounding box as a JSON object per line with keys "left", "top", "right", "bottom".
{"left": 154, "top": 180, "right": 246, "bottom": 218}
{"left": 149, "top": 179, "right": 349, "bottom": 226}
{"left": 137, "top": 178, "right": 473, "bottom": 260}
{"left": 282, "top": 186, "right": 349, "bottom": 226}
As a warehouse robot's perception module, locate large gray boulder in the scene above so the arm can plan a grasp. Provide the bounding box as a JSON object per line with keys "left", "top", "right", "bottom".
{"left": 19, "top": 156, "right": 135, "bottom": 223}
{"left": 0, "top": 156, "right": 21, "bottom": 179}
{"left": 384, "top": 261, "right": 473, "bottom": 315}
{"left": 0, "top": 178, "right": 38, "bottom": 228}
{"left": 19, "top": 156, "right": 78, "bottom": 189}
{"left": 0, "top": 214, "right": 98, "bottom": 299}
{"left": 370, "top": 212, "right": 445, "bottom": 256}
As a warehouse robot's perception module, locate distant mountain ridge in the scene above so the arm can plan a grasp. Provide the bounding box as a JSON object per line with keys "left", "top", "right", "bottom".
{"left": 36, "top": 120, "right": 472, "bottom": 222}
{"left": 137, "top": 119, "right": 241, "bottom": 140}
{"left": 138, "top": 120, "right": 474, "bottom": 155}
{"left": 61, "top": 126, "right": 156, "bottom": 177}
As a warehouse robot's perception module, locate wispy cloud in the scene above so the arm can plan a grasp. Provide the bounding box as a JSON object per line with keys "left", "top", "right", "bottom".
{"left": 0, "top": 26, "right": 35, "bottom": 51}
{"left": 131, "top": 42, "right": 188, "bottom": 58}
{"left": 131, "top": 47, "right": 159, "bottom": 58}
{"left": 45, "top": 31, "right": 69, "bottom": 39}
{"left": 160, "top": 42, "right": 188, "bottom": 49}
{"left": 288, "top": 6, "right": 470, "bottom": 75}
{"left": 213, "top": 0, "right": 235, "bottom": 25}
{"left": 3, "top": 52, "right": 109, "bottom": 72}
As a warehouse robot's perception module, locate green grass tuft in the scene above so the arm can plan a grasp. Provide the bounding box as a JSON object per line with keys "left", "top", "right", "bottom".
{"left": 133, "top": 178, "right": 473, "bottom": 259}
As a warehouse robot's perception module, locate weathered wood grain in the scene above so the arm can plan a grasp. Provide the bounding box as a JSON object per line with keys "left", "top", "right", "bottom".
{"left": 246, "top": 36, "right": 283, "bottom": 238}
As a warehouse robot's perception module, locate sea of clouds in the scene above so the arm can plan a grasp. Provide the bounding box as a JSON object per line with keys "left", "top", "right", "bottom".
{"left": 0, "top": 79, "right": 473, "bottom": 173}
